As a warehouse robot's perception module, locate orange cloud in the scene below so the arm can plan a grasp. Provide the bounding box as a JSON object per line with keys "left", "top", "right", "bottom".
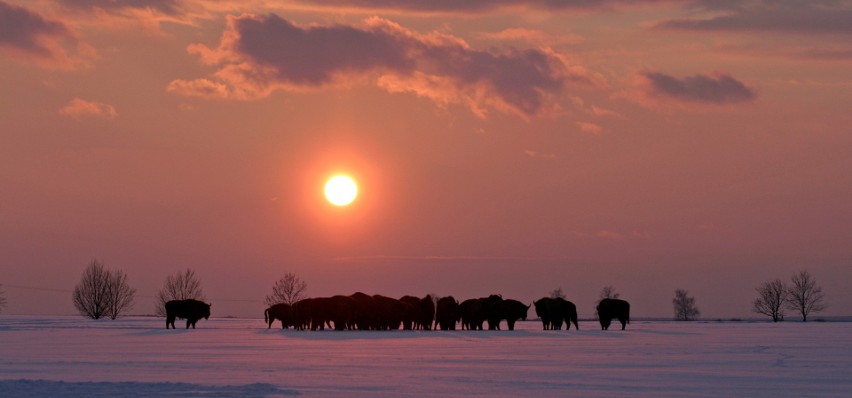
{"left": 479, "top": 28, "right": 584, "bottom": 46}
{"left": 59, "top": 98, "right": 118, "bottom": 120}
{"left": 290, "top": 0, "right": 680, "bottom": 13}
{"left": 577, "top": 121, "right": 602, "bottom": 134}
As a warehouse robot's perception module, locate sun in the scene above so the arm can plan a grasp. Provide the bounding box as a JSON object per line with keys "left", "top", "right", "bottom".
{"left": 324, "top": 175, "right": 358, "bottom": 206}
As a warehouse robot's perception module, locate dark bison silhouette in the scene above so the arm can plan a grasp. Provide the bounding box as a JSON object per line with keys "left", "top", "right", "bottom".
{"left": 165, "top": 299, "right": 211, "bottom": 329}
{"left": 292, "top": 296, "right": 356, "bottom": 331}
{"left": 481, "top": 295, "right": 505, "bottom": 330}
{"left": 534, "top": 297, "right": 578, "bottom": 330}
{"left": 289, "top": 293, "right": 426, "bottom": 331}
{"left": 264, "top": 303, "right": 295, "bottom": 329}
{"left": 417, "top": 295, "right": 436, "bottom": 330}
{"left": 459, "top": 298, "right": 485, "bottom": 330}
{"left": 597, "top": 298, "right": 630, "bottom": 330}
{"left": 435, "top": 296, "right": 460, "bottom": 330}
{"left": 498, "top": 299, "right": 530, "bottom": 331}
{"left": 399, "top": 295, "right": 435, "bottom": 330}
{"left": 459, "top": 295, "right": 507, "bottom": 330}
{"left": 371, "top": 294, "right": 410, "bottom": 330}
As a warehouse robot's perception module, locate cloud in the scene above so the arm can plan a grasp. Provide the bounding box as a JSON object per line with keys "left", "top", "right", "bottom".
{"left": 639, "top": 71, "right": 756, "bottom": 104}
{"left": 292, "top": 0, "right": 676, "bottom": 13}
{"left": 0, "top": 1, "right": 91, "bottom": 67}
{"left": 332, "top": 254, "right": 548, "bottom": 263}
{"left": 53, "top": 0, "right": 193, "bottom": 34}
{"left": 59, "top": 98, "right": 118, "bottom": 120}
{"left": 55, "top": 0, "right": 183, "bottom": 15}
{"left": 479, "top": 28, "right": 584, "bottom": 46}
{"left": 169, "top": 14, "right": 594, "bottom": 118}
{"left": 577, "top": 121, "right": 602, "bottom": 134}
{"left": 524, "top": 149, "right": 557, "bottom": 159}
{"left": 568, "top": 229, "right": 651, "bottom": 241}
{"left": 657, "top": 1, "right": 852, "bottom": 35}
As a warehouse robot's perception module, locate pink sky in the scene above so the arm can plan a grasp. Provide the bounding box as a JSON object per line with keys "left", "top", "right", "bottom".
{"left": 2, "top": 0, "right": 851, "bottom": 319}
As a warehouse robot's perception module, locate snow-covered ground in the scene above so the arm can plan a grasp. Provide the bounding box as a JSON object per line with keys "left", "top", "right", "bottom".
{"left": 1, "top": 316, "right": 850, "bottom": 397}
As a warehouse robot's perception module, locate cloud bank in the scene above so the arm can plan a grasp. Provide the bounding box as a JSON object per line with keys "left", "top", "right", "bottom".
{"left": 292, "top": 0, "right": 675, "bottom": 13}
{"left": 640, "top": 71, "right": 756, "bottom": 104}
{"left": 169, "top": 14, "right": 594, "bottom": 118}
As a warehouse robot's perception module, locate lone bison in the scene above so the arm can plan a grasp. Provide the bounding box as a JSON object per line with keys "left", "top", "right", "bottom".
{"left": 597, "top": 298, "right": 630, "bottom": 330}
{"left": 165, "top": 299, "right": 211, "bottom": 329}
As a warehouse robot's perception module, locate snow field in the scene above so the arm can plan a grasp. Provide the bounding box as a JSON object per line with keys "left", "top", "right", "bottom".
{"left": 1, "top": 316, "right": 850, "bottom": 397}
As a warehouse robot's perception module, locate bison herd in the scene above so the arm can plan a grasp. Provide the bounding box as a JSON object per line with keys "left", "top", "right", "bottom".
{"left": 166, "top": 296, "right": 631, "bottom": 331}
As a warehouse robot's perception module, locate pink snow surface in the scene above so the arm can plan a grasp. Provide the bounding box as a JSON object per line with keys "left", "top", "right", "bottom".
{"left": 1, "top": 316, "right": 850, "bottom": 397}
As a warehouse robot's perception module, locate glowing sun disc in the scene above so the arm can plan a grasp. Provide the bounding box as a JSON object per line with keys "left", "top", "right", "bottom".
{"left": 324, "top": 175, "right": 358, "bottom": 206}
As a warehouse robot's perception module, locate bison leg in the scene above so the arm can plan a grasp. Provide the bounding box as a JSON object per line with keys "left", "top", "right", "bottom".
{"left": 619, "top": 317, "right": 627, "bottom": 330}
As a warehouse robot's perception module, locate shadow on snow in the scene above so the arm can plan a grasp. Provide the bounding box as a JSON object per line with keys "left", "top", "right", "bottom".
{"left": 0, "top": 380, "right": 300, "bottom": 397}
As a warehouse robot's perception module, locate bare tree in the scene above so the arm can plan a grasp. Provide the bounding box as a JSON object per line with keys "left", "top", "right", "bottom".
{"left": 600, "top": 285, "right": 620, "bottom": 300}
{"left": 786, "top": 270, "right": 826, "bottom": 322}
{"left": 155, "top": 268, "right": 205, "bottom": 316}
{"left": 753, "top": 279, "right": 787, "bottom": 322}
{"left": 672, "top": 289, "right": 700, "bottom": 321}
{"left": 265, "top": 273, "right": 307, "bottom": 306}
{"left": 72, "top": 260, "right": 136, "bottom": 320}
{"left": 0, "top": 284, "right": 7, "bottom": 313}
{"left": 549, "top": 287, "right": 566, "bottom": 299}
{"left": 105, "top": 269, "right": 136, "bottom": 320}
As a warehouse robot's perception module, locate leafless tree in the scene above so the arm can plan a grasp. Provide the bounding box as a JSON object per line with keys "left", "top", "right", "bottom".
{"left": 105, "top": 269, "right": 136, "bottom": 320}
{"left": 786, "top": 270, "right": 826, "bottom": 322}
{"left": 72, "top": 260, "right": 136, "bottom": 320}
{"left": 155, "top": 268, "right": 205, "bottom": 316}
{"left": 600, "top": 285, "right": 620, "bottom": 300}
{"left": 264, "top": 272, "right": 307, "bottom": 306}
{"left": 0, "top": 284, "right": 7, "bottom": 313}
{"left": 753, "top": 279, "right": 787, "bottom": 322}
{"left": 672, "top": 289, "right": 700, "bottom": 321}
{"left": 549, "top": 287, "right": 566, "bottom": 299}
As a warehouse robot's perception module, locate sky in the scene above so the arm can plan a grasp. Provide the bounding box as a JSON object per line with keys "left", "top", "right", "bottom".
{"left": 1, "top": 0, "right": 851, "bottom": 319}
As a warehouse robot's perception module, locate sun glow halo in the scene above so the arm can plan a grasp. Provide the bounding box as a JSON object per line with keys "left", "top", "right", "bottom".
{"left": 324, "top": 175, "right": 358, "bottom": 206}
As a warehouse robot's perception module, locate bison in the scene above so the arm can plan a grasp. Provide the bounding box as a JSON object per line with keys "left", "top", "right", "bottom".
{"left": 459, "top": 298, "right": 485, "bottom": 330}
{"left": 534, "top": 297, "right": 578, "bottom": 330}
{"left": 597, "top": 298, "right": 630, "bottom": 330}
{"left": 264, "top": 303, "right": 295, "bottom": 329}
{"left": 498, "top": 299, "right": 530, "bottom": 331}
{"left": 481, "top": 295, "right": 505, "bottom": 330}
{"left": 165, "top": 299, "right": 211, "bottom": 329}
{"left": 435, "top": 296, "right": 460, "bottom": 330}
{"left": 372, "top": 294, "right": 410, "bottom": 330}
